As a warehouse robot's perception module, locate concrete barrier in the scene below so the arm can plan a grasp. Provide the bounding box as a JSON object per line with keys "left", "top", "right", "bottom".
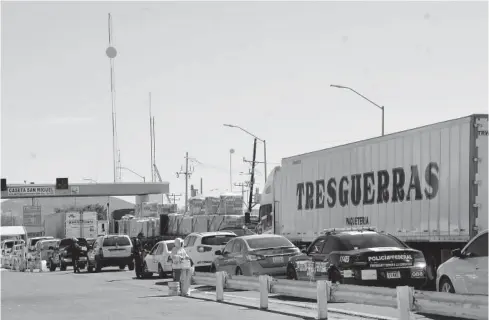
{"left": 191, "top": 272, "right": 488, "bottom": 320}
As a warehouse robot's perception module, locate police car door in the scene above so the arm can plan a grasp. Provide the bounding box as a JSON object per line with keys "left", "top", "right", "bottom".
{"left": 310, "top": 238, "right": 333, "bottom": 279}
{"left": 298, "top": 238, "right": 326, "bottom": 281}
{"left": 315, "top": 237, "right": 342, "bottom": 279}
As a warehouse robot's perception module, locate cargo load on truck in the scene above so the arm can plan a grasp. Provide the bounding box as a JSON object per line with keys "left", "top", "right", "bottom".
{"left": 258, "top": 114, "right": 488, "bottom": 286}
{"left": 44, "top": 211, "right": 98, "bottom": 239}
{"left": 117, "top": 191, "right": 253, "bottom": 241}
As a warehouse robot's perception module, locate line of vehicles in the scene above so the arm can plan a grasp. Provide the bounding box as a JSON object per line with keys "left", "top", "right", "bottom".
{"left": 2, "top": 215, "right": 487, "bottom": 295}
{"left": 9, "top": 225, "right": 485, "bottom": 295}
{"left": 1, "top": 114, "right": 487, "bottom": 296}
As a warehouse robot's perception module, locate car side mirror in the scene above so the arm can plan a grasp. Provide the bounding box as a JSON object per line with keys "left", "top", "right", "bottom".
{"left": 452, "top": 248, "right": 463, "bottom": 258}
{"left": 215, "top": 250, "right": 222, "bottom": 256}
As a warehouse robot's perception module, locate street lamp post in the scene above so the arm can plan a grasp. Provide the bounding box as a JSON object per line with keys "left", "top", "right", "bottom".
{"left": 223, "top": 124, "right": 268, "bottom": 183}
{"left": 330, "top": 84, "right": 385, "bottom": 136}
{"left": 229, "top": 149, "right": 235, "bottom": 191}
{"left": 119, "top": 167, "right": 146, "bottom": 182}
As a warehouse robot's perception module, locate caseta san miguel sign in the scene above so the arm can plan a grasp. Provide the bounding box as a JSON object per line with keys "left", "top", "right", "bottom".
{"left": 296, "top": 162, "right": 440, "bottom": 225}
{"left": 7, "top": 186, "right": 55, "bottom": 196}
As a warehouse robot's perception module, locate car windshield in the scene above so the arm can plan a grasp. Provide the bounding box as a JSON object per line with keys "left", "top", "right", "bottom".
{"left": 339, "top": 233, "right": 406, "bottom": 250}
{"left": 103, "top": 236, "right": 131, "bottom": 247}
{"left": 166, "top": 243, "right": 175, "bottom": 251}
{"left": 246, "top": 237, "right": 293, "bottom": 249}
{"left": 202, "top": 235, "right": 236, "bottom": 246}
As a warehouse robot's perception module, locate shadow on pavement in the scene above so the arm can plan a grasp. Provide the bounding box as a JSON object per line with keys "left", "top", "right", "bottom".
{"left": 138, "top": 294, "right": 176, "bottom": 299}
{"left": 184, "top": 295, "right": 312, "bottom": 320}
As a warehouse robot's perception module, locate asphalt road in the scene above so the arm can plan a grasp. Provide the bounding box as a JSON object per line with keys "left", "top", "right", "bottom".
{"left": 0, "top": 267, "right": 462, "bottom": 320}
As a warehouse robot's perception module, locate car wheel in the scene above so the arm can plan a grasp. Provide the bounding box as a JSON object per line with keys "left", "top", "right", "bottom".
{"left": 158, "top": 264, "right": 165, "bottom": 278}
{"left": 236, "top": 267, "right": 243, "bottom": 276}
{"left": 439, "top": 277, "right": 455, "bottom": 293}
{"left": 119, "top": 265, "right": 126, "bottom": 270}
{"left": 286, "top": 265, "right": 298, "bottom": 280}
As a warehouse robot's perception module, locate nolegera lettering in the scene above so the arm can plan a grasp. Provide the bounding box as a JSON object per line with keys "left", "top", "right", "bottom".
{"left": 296, "top": 163, "right": 439, "bottom": 210}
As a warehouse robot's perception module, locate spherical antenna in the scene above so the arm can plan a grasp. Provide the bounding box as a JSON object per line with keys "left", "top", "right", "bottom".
{"left": 106, "top": 46, "right": 117, "bottom": 59}
{"left": 230, "top": 148, "right": 235, "bottom": 154}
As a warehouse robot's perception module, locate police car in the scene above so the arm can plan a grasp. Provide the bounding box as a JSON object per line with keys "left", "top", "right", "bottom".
{"left": 286, "top": 228, "right": 427, "bottom": 289}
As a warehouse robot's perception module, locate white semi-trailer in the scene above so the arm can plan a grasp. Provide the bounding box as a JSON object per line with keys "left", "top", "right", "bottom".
{"left": 258, "top": 114, "right": 488, "bottom": 284}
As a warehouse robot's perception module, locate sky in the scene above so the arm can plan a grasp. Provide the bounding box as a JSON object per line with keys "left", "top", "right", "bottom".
{"left": 1, "top": 1, "right": 488, "bottom": 206}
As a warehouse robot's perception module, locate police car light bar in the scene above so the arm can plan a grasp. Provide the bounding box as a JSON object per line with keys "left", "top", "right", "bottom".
{"left": 321, "top": 226, "right": 378, "bottom": 234}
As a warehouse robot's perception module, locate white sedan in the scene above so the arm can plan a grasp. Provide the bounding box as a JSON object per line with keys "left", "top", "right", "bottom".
{"left": 436, "top": 229, "right": 488, "bottom": 295}
{"left": 143, "top": 240, "right": 175, "bottom": 278}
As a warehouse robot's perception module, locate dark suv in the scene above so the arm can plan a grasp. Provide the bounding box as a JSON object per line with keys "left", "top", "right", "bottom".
{"left": 55, "top": 238, "right": 89, "bottom": 271}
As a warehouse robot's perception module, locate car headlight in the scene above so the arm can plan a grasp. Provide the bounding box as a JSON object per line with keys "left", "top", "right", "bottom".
{"left": 413, "top": 253, "right": 426, "bottom": 268}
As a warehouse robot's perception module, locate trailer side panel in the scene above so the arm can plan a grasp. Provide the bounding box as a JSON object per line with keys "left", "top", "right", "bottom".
{"left": 279, "top": 115, "right": 479, "bottom": 243}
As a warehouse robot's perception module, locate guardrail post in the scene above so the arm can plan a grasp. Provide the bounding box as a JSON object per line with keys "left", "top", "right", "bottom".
{"left": 396, "top": 286, "right": 413, "bottom": 320}
{"left": 259, "top": 275, "right": 269, "bottom": 310}
{"left": 317, "top": 280, "right": 328, "bottom": 319}
{"left": 216, "top": 271, "right": 225, "bottom": 302}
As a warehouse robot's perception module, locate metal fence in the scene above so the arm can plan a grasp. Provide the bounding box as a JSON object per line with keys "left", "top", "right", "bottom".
{"left": 192, "top": 272, "right": 488, "bottom": 320}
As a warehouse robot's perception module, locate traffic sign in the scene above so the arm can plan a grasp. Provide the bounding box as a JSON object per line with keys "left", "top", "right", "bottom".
{"left": 23, "top": 206, "right": 42, "bottom": 226}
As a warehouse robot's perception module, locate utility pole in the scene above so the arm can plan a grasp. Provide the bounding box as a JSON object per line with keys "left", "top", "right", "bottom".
{"left": 149, "top": 92, "right": 154, "bottom": 181}
{"left": 200, "top": 178, "right": 203, "bottom": 195}
{"left": 168, "top": 193, "right": 182, "bottom": 204}
{"left": 152, "top": 116, "right": 156, "bottom": 182}
{"left": 176, "top": 152, "right": 194, "bottom": 212}
{"left": 248, "top": 139, "right": 257, "bottom": 213}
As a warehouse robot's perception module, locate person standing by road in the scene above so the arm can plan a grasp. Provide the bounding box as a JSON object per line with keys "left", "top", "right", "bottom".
{"left": 133, "top": 233, "right": 144, "bottom": 278}
{"left": 169, "top": 238, "right": 191, "bottom": 293}
{"left": 71, "top": 238, "right": 82, "bottom": 273}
